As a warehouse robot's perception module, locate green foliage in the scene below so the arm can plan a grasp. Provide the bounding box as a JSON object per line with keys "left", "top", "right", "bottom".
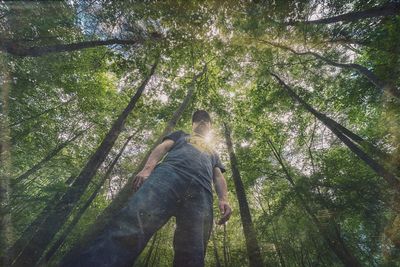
{"left": 2, "top": 1, "right": 400, "bottom": 266}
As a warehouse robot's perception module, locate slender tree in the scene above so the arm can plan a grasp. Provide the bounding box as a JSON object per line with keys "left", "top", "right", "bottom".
{"left": 10, "top": 60, "right": 158, "bottom": 267}
{"left": 211, "top": 229, "right": 222, "bottom": 267}
{"left": 4, "top": 1, "right": 400, "bottom": 265}
{"left": 5, "top": 175, "right": 75, "bottom": 264}
{"left": 223, "top": 122, "right": 264, "bottom": 267}
{"left": 60, "top": 65, "right": 206, "bottom": 264}
{"left": 265, "top": 136, "right": 363, "bottom": 267}
{"left": 223, "top": 224, "right": 231, "bottom": 267}
{"left": 265, "top": 199, "right": 286, "bottom": 267}
{"left": 42, "top": 133, "right": 136, "bottom": 264}
{"left": 269, "top": 72, "right": 400, "bottom": 192}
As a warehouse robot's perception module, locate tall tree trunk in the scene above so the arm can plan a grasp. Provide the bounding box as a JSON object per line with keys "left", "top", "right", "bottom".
{"left": 10, "top": 61, "right": 158, "bottom": 267}
{"left": 223, "top": 224, "right": 230, "bottom": 267}
{"left": 265, "top": 137, "right": 363, "bottom": 267}
{"left": 211, "top": 230, "right": 222, "bottom": 267}
{"left": 259, "top": 40, "right": 400, "bottom": 100}
{"left": 13, "top": 128, "right": 88, "bottom": 185}
{"left": 286, "top": 2, "right": 400, "bottom": 25}
{"left": 59, "top": 65, "right": 206, "bottom": 264}
{"left": 306, "top": 110, "right": 389, "bottom": 161}
{"left": 223, "top": 123, "right": 264, "bottom": 267}
{"left": 0, "top": 35, "right": 161, "bottom": 57}
{"left": 6, "top": 176, "right": 75, "bottom": 264}
{"left": 266, "top": 200, "right": 286, "bottom": 267}
{"left": 41, "top": 134, "right": 136, "bottom": 264}
{"left": 270, "top": 72, "right": 400, "bottom": 193}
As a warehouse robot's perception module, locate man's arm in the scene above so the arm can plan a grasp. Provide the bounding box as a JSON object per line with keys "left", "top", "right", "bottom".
{"left": 133, "top": 139, "right": 174, "bottom": 191}
{"left": 213, "top": 167, "right": 232, "bottom": 225}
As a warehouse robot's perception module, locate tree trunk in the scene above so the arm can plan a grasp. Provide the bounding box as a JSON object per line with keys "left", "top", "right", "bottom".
{"left": 223, "top": 123, "right": 264, "bottom": 267}
{"left": 259, "top": 40, "right": 400, "bottom": 100}
{"left": 223, "top": 224, "right": 230, "bottom": 267}
{"left": 6, "top": 176, "right": 75, "bottom": 264}
{"left": 59, "top": 65, "right": 206, "bottom": 264}
{"left": 10, "top": 61, "right": 158, "bottom": 267}
{"left": 13, "top": 128, "right": 87, "bottom": 185}
{"left": 266, "top": 200, "right": 286, "bottom": 267}
{"left": 270, "top": 72, "right": 400, "bottom": 193}
{"left": 266, "top": 137, "right": 363, "bottom": 267}
{"left": 321, "top": 113, "right": 389, "bottom": 160}
{"left": 0, "top": 35, "right": 160, "bottom": 57}
{"left": 41, "top": 134, "right": 135, "bottom": 264}
{"left": 286, "top": 2, "right": 400, "bottom": 25}
{"left": 211, "top": 230, "right": 222, "bottom": 267}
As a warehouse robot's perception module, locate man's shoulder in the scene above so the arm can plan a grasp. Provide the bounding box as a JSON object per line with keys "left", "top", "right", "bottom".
{"left": 171, "top": 130, "right": 190, "bottom": 139}
{"left": 163, "top": 130, "right": 189, "bottom": 143}
{"left": 174, "top": 130, "right": 189, "bottom": 135}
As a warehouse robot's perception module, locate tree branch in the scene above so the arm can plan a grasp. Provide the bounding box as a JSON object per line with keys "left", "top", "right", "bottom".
{"left": 286, "top": 2, "right": 400, "bottom": 25}
{"left": 0, "top": 34, "right": 162, "bottom": 57}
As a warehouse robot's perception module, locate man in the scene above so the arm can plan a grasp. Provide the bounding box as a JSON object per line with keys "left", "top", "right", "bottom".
{"left": 62, "top": 110, "right": 232, "bottom": 267}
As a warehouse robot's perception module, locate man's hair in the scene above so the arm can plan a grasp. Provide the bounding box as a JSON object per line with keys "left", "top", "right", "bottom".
{"left": 192, "top": 110, "right": 212, "bottom": 124}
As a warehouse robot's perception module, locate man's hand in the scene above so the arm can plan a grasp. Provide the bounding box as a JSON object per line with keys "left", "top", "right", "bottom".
{"left": 132, "top": 170, "right": 151, "bottom": 192}
{"left": 132, "top": 140, "right": 174, "bottom": 192}
{"left": 217, "top": 200, "right": 232, "bottom": 225}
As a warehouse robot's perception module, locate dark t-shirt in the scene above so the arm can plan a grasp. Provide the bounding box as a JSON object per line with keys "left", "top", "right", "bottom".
{"left": 160, "top": 130, "right": 226, "bottom": 193}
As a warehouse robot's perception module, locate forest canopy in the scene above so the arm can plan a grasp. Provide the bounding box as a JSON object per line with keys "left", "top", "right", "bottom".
{"left": 1, "top": 1, "right": 400, "bottom": 266}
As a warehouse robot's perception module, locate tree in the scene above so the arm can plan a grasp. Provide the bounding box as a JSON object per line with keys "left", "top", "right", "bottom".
{"left": 10, "top": 60, "right": 158, "bottom": 267}
{"left": 4, "top": 1, "right": 400, "bottom": 266}
{"left": 40, "top": 133, "right": 136, "bottom": 264}
{"left": 269, "top": 72, "right": 400, "bottom": 193}
{"left": 60, "top": 65, "right": 206, "bottom": 264}
{"left": 223, "top": 123, "right": 264, "bottom": 267}
{"left": 265, "top": 135, "right": 363, "bottom": 267}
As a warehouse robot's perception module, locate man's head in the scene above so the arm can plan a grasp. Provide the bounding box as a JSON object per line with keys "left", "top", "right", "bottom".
{"left": 192, "top": 110, "right": 212, "bottom": 136}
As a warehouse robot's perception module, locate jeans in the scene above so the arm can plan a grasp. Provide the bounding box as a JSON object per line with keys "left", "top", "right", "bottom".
{"left": 61, "top": 164, "right": 213, "bottom": 267}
